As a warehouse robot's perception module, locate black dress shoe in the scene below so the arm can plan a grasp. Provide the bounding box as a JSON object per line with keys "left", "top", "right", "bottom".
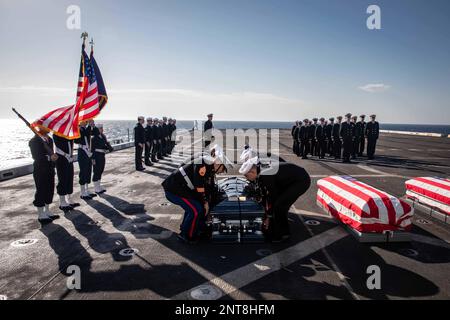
{"left": 69, "top": 202, "right": 80, "bottom": 208}
{"left": 145, "top": 162, "right": 153, "bottom": 166}
{"left": 136, "top": 167, "right": 146, "bottom": 171}
{"left": 59, "top": 206, "right": 72, "bottom": 212}
{"left": 48, "top": 214, "right": 60, "bottom": 220}
{"left": 81, "top": 195, "right": 93, "bottom": 200}
{"left": 38, "top": 217, "right": 53, "bottom": 224}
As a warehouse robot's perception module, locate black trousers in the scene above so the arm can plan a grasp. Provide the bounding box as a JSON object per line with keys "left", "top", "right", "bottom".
{"left": 56, "top": 157, "right": 74, "bottom": 196}
{"left": 271, "top": 174, "right": 311, "bottom": 238}
{"left": 327, "top": 138, "right": 333, "bottom": 156}
{"left": 144, "top": 142, "right": 153, "bottom": 163}
{"left": 342, "top": 138, "right": 353, "bottom": 162}
{"left": 78, "top": 149, "right": 92, "bottom": 185}
{"left": 33, "top": 163, "right": 55, "bottom": 207}
{"left": 151, "top": 141, "right": 158, "bottom": 161}
{"left": 317, "top": 139, "right": 326, "bottom": 159}
{"left": 309, "top": 139, "right": 316, "bottom": 156}
{"left": 333, "top": 139, "right": 342, "bottom": 158}
{"left": 293, "top": 140, "right": 299, "bottom": 156}
{"left": 300, "top": 139, "right": 308, "bottom": 158}
{"left": 367, "top": 138, "right": 377, "bottom": 158}
{"left": 156, "top": 140, "right": 163, "bottom": 158}
{"left": 359, "top": 137, "right": 365, "bottom": 156}
{"left": 135, "top": 144, "right": 144, "bottom": 169}
{"left": 352, "top": 137, "right": 360, "bottom": 158}
{"left": 93, "top": 153, "right": 105, "bottom": 182}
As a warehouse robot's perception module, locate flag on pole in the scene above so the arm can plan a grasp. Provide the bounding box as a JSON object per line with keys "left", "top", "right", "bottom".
{"left": 32, "top": 46, "right": 93, "bottom": 139}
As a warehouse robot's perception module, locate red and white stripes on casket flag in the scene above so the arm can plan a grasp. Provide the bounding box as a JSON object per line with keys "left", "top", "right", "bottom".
{"left": 317, "top": 176, "right": 413, "bottom": 233}
{"left": 405, "top": 177, "right": 450, "bottom": 215}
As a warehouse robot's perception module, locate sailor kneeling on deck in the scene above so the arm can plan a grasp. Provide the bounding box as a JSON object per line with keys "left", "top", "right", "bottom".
{"left": 239, "top": 159, "right": 311, "bottom": 242}
{"left": 162, "top": 150, "right": 229, "bottom": 243}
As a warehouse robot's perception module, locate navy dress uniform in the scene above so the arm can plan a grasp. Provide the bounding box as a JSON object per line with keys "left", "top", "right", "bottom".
{"left": 75, "top": 122, "right": 96, "bottom": 200}
{"left": 204, "top": 113, "right": 214, "bottom": 148}
{"left": 29, "top": 131, "right": 59, "bottom": 223}
{"left": 352, "top": 115, "right": 362, "bottom": 159}
{"left": 157, "top": 119, "right": 165, "bottom": 159}
{"left": 365, "top": 115, "right": 380, "bottom": 160}
{"left": 358, "top": 115, "right": 366, "bottom": 156}
{"left": 134, "top": 117, "right": 146, "bottom": 171}
{"left": 315, "top": 118, "right": 327, "bottom": 159}
{"left": 53, "top": 134, "right": 79, "bottom": 211}
{"left": 340, "top": 114, "right": 355, "bottom": 163}
{"left": 293, "top": 123, "right": 300, "bottom": 156}
{"left": 332, "top": 116, "right": 342, "bottom": 159}
{"left": 161, "top": 117, "right": 169, "bottom": 157}
{"left": 151, "top": 118, "right": 160, "bottom": 162}
{"left": 144, "top": 118, "right": 154, "bottom": 166}
{"left": 299, "top": 119, "right": 309, "bottom": 159}
{"left": 91, "top": 124, "right": 113, "bottom": 194}
{"left": 308, "top": 118, "right": 318, "bottom": 156}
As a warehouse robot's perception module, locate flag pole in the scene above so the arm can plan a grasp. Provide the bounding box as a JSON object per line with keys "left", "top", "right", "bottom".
{"left": 11, "top": 108, "right": 55, "bottom": 155}
{"left": 81, "top": 32, "right": 89, "bottom": 49}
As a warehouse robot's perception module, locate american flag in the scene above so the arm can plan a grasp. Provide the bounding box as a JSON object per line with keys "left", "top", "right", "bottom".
{"left": 77, "top": 48, "right": 100, "bottom": 121}
{"left": 317, "top": 175, "right": 413, "bottom": 233}
{"left": 32, "top": 44, "right": 105, "bottom": 139}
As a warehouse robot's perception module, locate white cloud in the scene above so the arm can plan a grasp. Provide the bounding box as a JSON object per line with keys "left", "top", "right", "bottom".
{"left": 358, "top": 83, "right": 391, "bottom": 93}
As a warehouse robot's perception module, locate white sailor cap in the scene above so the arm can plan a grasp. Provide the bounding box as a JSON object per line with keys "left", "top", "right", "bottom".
{"left": 239, "top": 157, "right": 259, "bottom": 175}
{"left": 240, "top": 147, "right": 257, "bottom": 162}
{"left": 96, "top": 123, "right": 103, "bottom": 129}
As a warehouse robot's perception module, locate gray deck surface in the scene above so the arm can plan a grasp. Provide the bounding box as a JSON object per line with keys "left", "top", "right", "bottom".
{"left": 0, "top": 130, "right": 449, "bottom": 300}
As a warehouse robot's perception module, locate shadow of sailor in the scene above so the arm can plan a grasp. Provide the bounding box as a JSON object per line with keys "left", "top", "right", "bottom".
{"left": 98, "top": 193, "right": 146, "bottom": 215}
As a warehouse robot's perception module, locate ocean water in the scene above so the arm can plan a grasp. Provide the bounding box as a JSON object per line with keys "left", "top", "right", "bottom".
{"left": 0, "top": 119, "right": 449, "bottom": 170}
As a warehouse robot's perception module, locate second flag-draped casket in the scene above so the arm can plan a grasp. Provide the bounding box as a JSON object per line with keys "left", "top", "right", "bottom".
{"left": 405, "top": 177, "right": 450, "bottom": 216}
{"left": 317, "top": 176, "right": 413, "bottom": 233}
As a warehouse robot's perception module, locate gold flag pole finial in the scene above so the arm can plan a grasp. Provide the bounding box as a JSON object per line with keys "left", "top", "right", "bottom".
{"left": 89, "top": 37, "right": 95, "bottom": 54}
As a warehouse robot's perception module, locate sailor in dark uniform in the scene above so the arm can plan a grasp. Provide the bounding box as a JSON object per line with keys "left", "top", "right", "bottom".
{"left": 29, "top": 127, "right": 59, "bottom": 223}
{"left": 365, "top": 114, "right": 380, "bottom": 160}
{"left": 352, "top": 115, "right": 361, "bottom": 160}
{"left": 53, "top": 134, "right": 79, "bottom": 211}
{"left": 325, "top": 117, "right": 334, "bottom": 156}
{"left": 134, "top": 116, "right": 146, "bottom": 171}
{"left": 144, "top": 117, "right": 154, "bottom": 166}
{"left": 299, "top": 119, "right": 309, "bottom": 159}
{"left": 75, "top": 121, "right": 96, "bottom": 200}
{"left": 170, "top": 119, "right": 177, "bottom": 153}
{"left": 162, "top": 154, "right": 228, "bottom": 243}
{"left": 161, "top": 116, "right": 169, "bottom": 157}
{"left": 91, "top": 124, "right": 113, "bottom": 194}
{"left": 308, "top": 118, "right": 318, "bottom": 156}
{"left": 358, "top": 115, "right": 366, "bottom": 156}
{"left": 340, "top": 113, "right": 355, "bottom": 163}
{"left": 293, "top": 121, "right": 300, "bottom": 157}
{"left": 204, "top": 113, "right": 214, "bottom": 148}
{"left": 291, "top": 121, "right": 299, "bottom": 155}
{"left": 332, "top": 116, "right": 342, "bottom": 159}
{"left": 239, "top": 159, "right": 311, "bottom": 242}
{"left": 151, "top": 118, "right": 160, "bottom": 161}
{"left": 157, "top": 119, "right": 165, "bottom": 159}
{"left": 315, "top": 117, "right": 327, "bottom": 159}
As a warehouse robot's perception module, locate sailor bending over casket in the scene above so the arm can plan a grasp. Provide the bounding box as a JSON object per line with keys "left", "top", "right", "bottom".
{"left": 239, "top": 158, "right": 311, "bottom": 243}
{"left": 162, "top": 151, "right": 231, "bottom": 243}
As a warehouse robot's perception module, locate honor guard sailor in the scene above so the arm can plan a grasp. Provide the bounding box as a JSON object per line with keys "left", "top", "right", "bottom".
{"left": 340, "top": 113, "right": 355, "bottom": 163}
{"left": 162, "top": 116, "right": 169, "bottom": 157}
{"left": 239, "top": 159, "right": 311, "bottom": 242}
{"left": 53, "top": 134, "right": 80, "bottom": 211}
{"left": 151, "top": 118, "right": 160, "bottom": 162}
{"left": 162, "top": 152, "right": 230, "bottom": 243}
{"left": 352, "top": 115, "right": 361, "bottom": 160}
{"left": 308, "top": 118, "right": 318, "bottom": 156}
{"left": 326, "top": 117, "right": 334, "bottom": 156}
{"left": 315, "top": 118, "right": 327, "bottom": 159}
{"left": 91, "top": 124, "right": 113, "bottom": 194}
{"left": 358, "top": 115, "right": 366, "bottom": 156}
{"left": 332, "top": 116, "right": 342, "bottom": 159}
{"left": 134, "top": 116, "right": 146, "bottom": 171}
{"left": 204, "top": 113, "right": 214, "bottom": 148}
{"left": 291, "top": 121, "right": 299, "bottom": 155}
{"left": 144, "top": 117, "right": 154, "bottom": 166}
{"left": 75, "top": 121, "right": 96, "bottom": 200}
{"left": 365, "top": 114, "right": 380, "bottom": 160}
{"left": 29, "top": 127, "right": 59, "bottom": 223}
{"left": 299, "top": 119, "right": 309, "bottom": 159}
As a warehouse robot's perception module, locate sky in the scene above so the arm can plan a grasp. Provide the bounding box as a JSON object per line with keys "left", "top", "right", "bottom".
{"left": 0, "top": 0, "right": 449, "bottom": 124}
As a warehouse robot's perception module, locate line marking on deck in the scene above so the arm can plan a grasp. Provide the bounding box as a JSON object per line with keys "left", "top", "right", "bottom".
{"left": 171, "top": 226, "right": 348, "bottom": 300}
{"left": 292, "top": 205, "right": 361, "bottom": 300}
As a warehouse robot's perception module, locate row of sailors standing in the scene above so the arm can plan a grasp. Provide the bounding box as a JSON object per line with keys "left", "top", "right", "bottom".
{"left": 29, "top": 120, "right": 113, "bottom": 224}
{"left": 291, "top": 114, "right": 380, "bottom": 163}
{"left": 134, "top": 116, "right": 177, "bottom": 171}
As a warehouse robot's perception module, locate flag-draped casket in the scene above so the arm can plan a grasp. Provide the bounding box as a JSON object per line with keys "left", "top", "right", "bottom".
{"left": 317, "top": 176, "right": 413, "bottom": 233}
{"left": 405, "top": 177, "right": 450, "bottom": 216}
